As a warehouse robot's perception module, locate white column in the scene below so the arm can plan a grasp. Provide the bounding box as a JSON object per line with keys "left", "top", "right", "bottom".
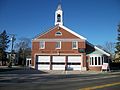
{"left": 97, "top": 56, "right": 99, "bottom": 65}
{"left": 100, "top": 56, "right": 102, "bottom": 65}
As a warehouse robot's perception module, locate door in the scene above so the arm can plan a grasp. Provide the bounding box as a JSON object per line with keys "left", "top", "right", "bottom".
{"left": 37, "top": 56, "right": 50, "bottom": 70}
{"left": 52, "top": 56, "right": 65, "bottom": 70}
{"left": 67, "top": 56, "right": 82, "bottom": 70}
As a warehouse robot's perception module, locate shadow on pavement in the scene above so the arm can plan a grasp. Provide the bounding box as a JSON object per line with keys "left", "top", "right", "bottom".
{"left": 0, "top": 66, "right": 47, "bottom": 74}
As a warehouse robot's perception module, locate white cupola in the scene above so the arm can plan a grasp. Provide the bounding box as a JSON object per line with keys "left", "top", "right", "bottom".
{"left": 55, "top": 3, "right": 63, "bottom": 26}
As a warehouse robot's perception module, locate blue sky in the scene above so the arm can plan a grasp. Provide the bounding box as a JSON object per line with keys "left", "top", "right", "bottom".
{"left": 0, "top": 0, "right": 120, "bottom": 46}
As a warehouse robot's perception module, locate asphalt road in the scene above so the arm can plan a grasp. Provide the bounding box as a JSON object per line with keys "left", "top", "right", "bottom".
{"left": 0, "top": 68, "right": 120, "bottom": 90}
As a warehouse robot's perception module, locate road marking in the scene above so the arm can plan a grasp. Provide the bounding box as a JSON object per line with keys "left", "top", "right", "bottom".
{"left": 80, "top": 82, "right": 120, "bottom": 90}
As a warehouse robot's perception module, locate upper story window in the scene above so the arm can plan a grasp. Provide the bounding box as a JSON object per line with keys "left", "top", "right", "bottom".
{"left": 55, "top": 31, "right": 62, "bottom": 36}
{"left": 40, "top": 41, "right": 45, "bottom": 49}
{"left": 56, "top": 41, "right": 61, "bottom": 49}
{"left": 72, "top": 41, "right": 78, "bottom": 49}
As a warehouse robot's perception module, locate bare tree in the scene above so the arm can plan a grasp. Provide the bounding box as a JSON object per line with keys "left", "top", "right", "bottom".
{"left": 103, "top": 42, "right": 115, "bottom": 55}
{"left": 96, "top": 42, "right": 115, "bottom": 60}
{"left": 14, "top": 37, "right": 31, "bottom": 65}
{"left": 15, "top": 38, "right": 31, "bottom": 51}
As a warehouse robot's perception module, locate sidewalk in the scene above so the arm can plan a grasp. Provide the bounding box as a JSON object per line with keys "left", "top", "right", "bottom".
{"left": 44, "top": 70, "right": 105, "bottom": 75}
{"left": 0, "top": 66, "right": 120, "bottom": 75}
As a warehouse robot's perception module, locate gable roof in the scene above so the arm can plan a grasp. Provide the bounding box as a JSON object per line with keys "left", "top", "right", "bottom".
{"left": 59, "top": 25, "right": 87, "bottom": 40}
{"left": 94, "top": 46, "right": 110, "bottom": 56}
{"left": 33, "top": 25, "right": 57, "bottom": 40}
{"left": 33, "top": 25, "right": 87, "bottom": 40}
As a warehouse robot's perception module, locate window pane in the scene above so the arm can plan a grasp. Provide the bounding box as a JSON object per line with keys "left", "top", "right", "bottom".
{"left": 92, "top": 57, "right": 94, "bottom": 65}
{"left": 40, "top": 41, "right": 45, "bottom": 49}
{"left": 95, "top": 57, "right": 97, "bottom": 65}
{"left": 98, "top": 57, "right": 100, "bottom": 65}
{"left": 102, "top": 57, "right": 104, "bottom": 64}
{"left": 72, "top": 41, "right": 77, "bottom": 49}
{"left": 56, "top": 42, "right": 61, "bottom": 48}
{"left": 55, "top": 31, "right": 62, "bottom": 36}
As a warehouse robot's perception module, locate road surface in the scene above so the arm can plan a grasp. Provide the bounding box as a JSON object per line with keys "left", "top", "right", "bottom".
{"left": 0, "top": 68, "right": 120, "bottom": 90}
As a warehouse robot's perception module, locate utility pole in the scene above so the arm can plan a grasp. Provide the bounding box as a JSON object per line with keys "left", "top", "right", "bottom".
{"left": 8, "top": 34, "right": 16, "bottom": 68}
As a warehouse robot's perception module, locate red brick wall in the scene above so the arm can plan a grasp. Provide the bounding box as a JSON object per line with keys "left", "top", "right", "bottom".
{"left": 31, "top": 26, "right": 86, "bottom": 67}
{"left": 32, "top": 42, "right": 85, "bottom": 53}
{"left": 89, "top": 66, "right": 102, "bottom": 71}
{"left": 31, "top": 41, "right": 86, "bottom": 66}
{"left": 38, "top": 26, "right": 80, "bottom": 39}
{"left": 83, "top": 53, "right": 87, "bottom": 67}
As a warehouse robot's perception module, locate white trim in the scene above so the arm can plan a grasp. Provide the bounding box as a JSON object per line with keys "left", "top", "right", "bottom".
{"left": 89, "top": 56, "right": 103, "bottom": 66}
{"left": 94, "top": 46, "right": 110, "bottom": 56}
{"left": 35, "top": 53, "right": 82, "bottom": 56}
{"left": 32, "top": 26, "right": 58, "bottom": 40}
{"left": 90, "top": 65, "right": 102, "bottom": 67}
{"left": 33, "top": 39, "right": 84, "bottom": 42}
{"left": 59, "top": 25, "right": 87, "bottom": 40}
{"left": 33, "top": 25, "right": 86, "bottom": 41}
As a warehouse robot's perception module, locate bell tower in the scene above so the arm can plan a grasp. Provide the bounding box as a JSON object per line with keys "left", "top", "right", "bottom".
{"left": 55, "top": 3, "right": 63, "bottom": 26}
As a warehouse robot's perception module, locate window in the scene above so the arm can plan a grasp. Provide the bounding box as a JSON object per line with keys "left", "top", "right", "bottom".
{"left": 102, "top": 57, "right": 104, "bottom": 65}
{"left": 57, "top": 14, "right": 61, "bottom": 22}
{"left": 55, "top": 31, "right": 62, "bottom": 36}
{"left": 72, "top": 41, "right": 78, "bottom": 49}
{"left": 40, "top": 41, "right": 45, "bottom": 49}
{"left": 92, "top": 57, "right": 94, "bottom": 65}
{"left": 56, "top": 41, "right": 61, "bottom": 49}
{"left": 95, "top": 57, "right": 97, "bottom": 65}
{"left": 90, "top": 56, "right": 103, "bottom": 66}
{"left": 98, "top": 57, "right": 101, "bottom": 65}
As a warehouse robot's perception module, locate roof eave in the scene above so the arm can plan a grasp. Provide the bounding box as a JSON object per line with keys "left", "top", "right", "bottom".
{"left": 95, "top": 46, "right": 110, "bottom": 56}
{"left": 59, "top": 25, "right": 87, "bottom": 40}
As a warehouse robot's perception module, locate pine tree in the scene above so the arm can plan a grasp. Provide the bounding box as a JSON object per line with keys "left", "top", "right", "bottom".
{"left": 115, "top": 24, "right": 120, "bottom": 62}
{"left": 0, "top": 30, "right": 10, "bottom": 65}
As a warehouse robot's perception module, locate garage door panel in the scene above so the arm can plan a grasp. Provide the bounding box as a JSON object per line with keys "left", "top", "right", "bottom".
{"left": 52, "top": 65, "right": 65, "bottom": 70}
{"left": 53, "top": 56, "right": 65, "bottom": 62}
{"left": 67, "top": 65, "right": 81, "bottom": 70}
{"left": 68, "top": 56, "right": 81, "bottom": 62}
{"left": 37, "top": 56, "right": 50, "bottom": 70}
{"left": 38, "top": 65, "right": 50, "bottom": 70}
{"left": 38, "top": 56, "right": 50, "bottom": 62}
{"left": 67, "top": 56, "right": 82, "bottom": 70}
{"left": 52, "top": 56, "right": 65, "bottom": 70}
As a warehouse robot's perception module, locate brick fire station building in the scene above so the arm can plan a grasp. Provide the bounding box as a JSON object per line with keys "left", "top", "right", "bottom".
{"left": 31, "top": 3, "right": 110, "bottom": 71}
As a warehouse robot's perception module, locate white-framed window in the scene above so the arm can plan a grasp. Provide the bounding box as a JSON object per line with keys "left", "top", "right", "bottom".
{"left": 56, "top": 41, "right": 61, "bottom": 49}
{"left": 98, "top": 57, "right": 101, "bottom": 65}
{"left": 95, "top": 57, "right": 97, "bottom": 65}
{"left": 55, "top": 31, "right": 62, "bottom": 36}
{"left": 72, "top": 41, "right": 78, "bottom": 49}
{"left": 40, "top": 41, "right": 45, "bottom": 49}
{"left": 90, "top": 56, "right": 103, "bottom": 66}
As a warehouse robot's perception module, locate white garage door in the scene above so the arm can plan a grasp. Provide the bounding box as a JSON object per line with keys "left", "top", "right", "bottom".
{"left": 67, "top": 56, "right": 82, "bottom": 70}
{"left": 37, "top": 56, "right": 50, "bottom": 70}
{"left": 52, "top": 56, "right": 65, "bottom": 70}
